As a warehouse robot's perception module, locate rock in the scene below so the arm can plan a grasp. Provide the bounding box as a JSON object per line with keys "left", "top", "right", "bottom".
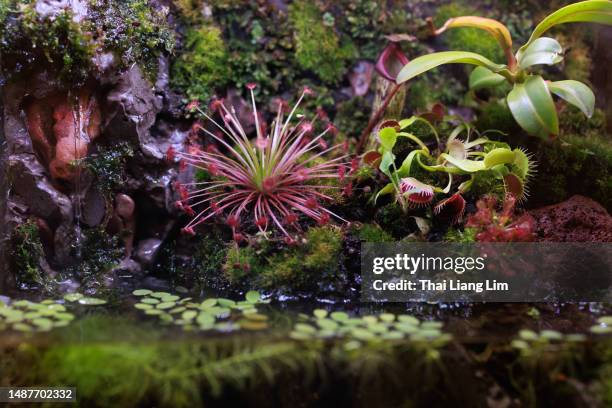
{"left": 35, "top": 0, "right": 89, "bottom": 23}
{"left": 81, "top": 187, "right": 106, "bottom": 227}
{"left": 24, "top": 88, "right": 102, "bottom": 183}
{"left": 349, "top": 60, "right": 374, "bottom": 97}
{"left": 8, "top": 154, "right": 72, "bottom": 222}
{"left": 134, "top": 238, "right": 163, "bottom": 267}
{"left": 112, "top": 258, "right": 143, "bottom": 278}
{"left": 115, "top": 193, "right": 135, "bottom": 219}
{"left": 105, "top": 65, "right": 164, "bottom": 159}
{"left": 529, "top": 195, "right": 612, "bottom": 242}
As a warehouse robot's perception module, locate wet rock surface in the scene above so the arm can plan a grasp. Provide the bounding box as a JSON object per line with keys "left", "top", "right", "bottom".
{"left": 530, "top": 195, "right": 612, "bottom": 242}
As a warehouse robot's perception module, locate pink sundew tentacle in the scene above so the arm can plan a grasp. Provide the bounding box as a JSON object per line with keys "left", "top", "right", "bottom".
{"left": 262, "top": 199, "right": 291, "bottom": 238}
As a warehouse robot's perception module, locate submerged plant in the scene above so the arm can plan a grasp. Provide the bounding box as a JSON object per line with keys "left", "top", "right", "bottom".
{"left": 393, "top": 0, "right": 612, "bottom": 139}
{"left": 170, "top": 86, "right": 349, "bottom": 241}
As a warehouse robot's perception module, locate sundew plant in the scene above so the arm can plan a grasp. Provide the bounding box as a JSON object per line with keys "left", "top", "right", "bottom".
{"left": 394, "top": 0, "right": 612, "bottom": 139}
{"left": 169, "top": 86, "right": 349, "bottom": 242}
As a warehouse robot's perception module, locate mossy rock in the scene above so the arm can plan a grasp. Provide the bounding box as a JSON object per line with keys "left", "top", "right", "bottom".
{"left": 223, "top": 226, "right": 344, "bottom": 292}
{"left": 0, "top": 0, "right": 174, "bottom": 84}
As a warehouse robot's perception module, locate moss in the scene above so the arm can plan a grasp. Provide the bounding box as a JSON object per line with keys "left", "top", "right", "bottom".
{"left": 84, "top": 142, "right": 134, "bottom": 196}
{"left": 0, "top": 3, "right": 94, "bottom": 84}
{"left": 87, "top": 0, "right": 174, "bottom": 80}
{"left": 171, "top": 25, "right": 228, "bottom": 102}
{"left": 11, "top": 219, "right": 45, "bottom": 287}
{"left": 406, "top": 72, "right": 466, "bottom": 112}
{"left": 289, "top": 1, "right": 354, "bottom": 84}
{"left": 0, "top": 0, "right": 173, "bottom": 85}
{"left": 434, "top": 3, "right": 505, "bottom": 63}
{"left": 527, "top": 109, "right": 612, "bottom": 211}
{"left": 374, "top": 202, "right": 418, "bottom": 239}
{"left": 444, "top": 227, "right": 477, "bottom": 243}
{"left": 352, "top": 223, "right": 394, "bottom": 243}
{"left": 334, "top": 97, "right": 372, "bottom": 140}
{"left": 71, "top": 227, "right": 123, "bottom": 289}
{"left": 475, "top": 99, "right": 521, "bottom": 136}
{"left": 192, "top": 232, "right": 228, "bottom": 284}
{"left": 223, "top": 226, "right": 343, "bottom": 291}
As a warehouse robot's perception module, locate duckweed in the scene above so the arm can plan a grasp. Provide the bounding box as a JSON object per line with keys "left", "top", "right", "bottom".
{"left": 290, "top": 311, "right": 451, "bottom": 349}
{"left": 0, "top": 299, "right": 75, "bottom": 332}
{"left": 130, "top": 289, "right": 270, "bottom": 332}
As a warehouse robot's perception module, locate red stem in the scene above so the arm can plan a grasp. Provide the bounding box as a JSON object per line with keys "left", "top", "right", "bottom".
{"left": 356, "top": 83, "right": 402, "bottom": 154}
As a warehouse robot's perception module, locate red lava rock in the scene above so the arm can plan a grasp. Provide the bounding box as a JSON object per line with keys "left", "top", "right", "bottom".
{"left": 25, "top": 89, "right": 101, "bottom": 184}
{"left": 529, "top": 195, "right": 612, "bottom": 242}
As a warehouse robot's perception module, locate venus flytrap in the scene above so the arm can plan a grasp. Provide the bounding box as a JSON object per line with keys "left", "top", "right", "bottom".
{"left": 395, "top": 0, "right": 612, "bottom": 139}
{"left": 368, "top": 117, "right": 534, "bottom": 223}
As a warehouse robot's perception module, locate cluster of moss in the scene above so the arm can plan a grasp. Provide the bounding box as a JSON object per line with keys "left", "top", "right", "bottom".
{"left": 70, "top": 227, "right": 123, "bottom": 290}
{"left": 0, "top": 0, "right": 173, "bottom": 85}
{"left": 223, "top": 226, "right": 344, "bottom": 291}
{"left": 86, "top": 0, "right": 175, "bottom": 80}
{"left": 351, "top": 223, "right": 394, "bottom": 243}
{"left": 288, "top": 1, "right": 355, "bottom": 84}
{"left": 171, "top": 25, "right": 228, "bottom": 103}
{"left": 85, "top": 142, "right": 134, "bottom": 196}
{"left": 527, "top": 109, "right": 612, "bottom": 211}
{"left": 11, "top": 219, "right": 45, "bottom": 288}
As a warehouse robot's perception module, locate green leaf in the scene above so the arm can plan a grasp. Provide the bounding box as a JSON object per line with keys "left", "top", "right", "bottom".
{"left": 396, "top": 51, "right": 509, "bottom": 84}
{"left": 548, "top": 80, "right": 595, "bottom": 118}
{"left": 483, "top": 148, "right": 516, "bottom": 169}
{"left": 507, "top": 75, "right": 558, "bottom": 138}
{"left": 378, "top": 151, "right": 395, "bottom": 176}
{"left": 518, "top": 37, "right": 563, "bottom": 69}
{"left": 439, "top": 154, "right": 486, "bottom": 173}
{"left": 396, "top": 150, "right": 423, "bottom": 178}
{"left": 379, "top": 127, "right": 397, "bottom": 151}
{"left": 374, "top": 183, "right": 396, "bottom": 204}
{"left": 469, "top": 66, "right": 506, "bottom": 91}
{"left": 245, "top": 290, "right": 261, "bottom": 303}
{"left": 519, "top": 0, "right": 612, "bottom": 56}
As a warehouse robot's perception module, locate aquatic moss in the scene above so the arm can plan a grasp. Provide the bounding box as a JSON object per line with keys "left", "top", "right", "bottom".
{"left": 11, "top": 219, "right": 44, "bottom": 287}
{"left": 72, "top": 228, "right": 123, "bottom": 289}
{"left": 171, "top": 25, "right": 228, "bottom": 102}
{"left": 289, "top": 1, "right": 354, "bottom": 84}
{"left": 434, "top": 3, "right": 505, "bottom": 63}
{"left": 352, "top": 223, "right": 394, "bottom": 243}
{"left": 85, "top": 142, "right": 134, "bottom": 196}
